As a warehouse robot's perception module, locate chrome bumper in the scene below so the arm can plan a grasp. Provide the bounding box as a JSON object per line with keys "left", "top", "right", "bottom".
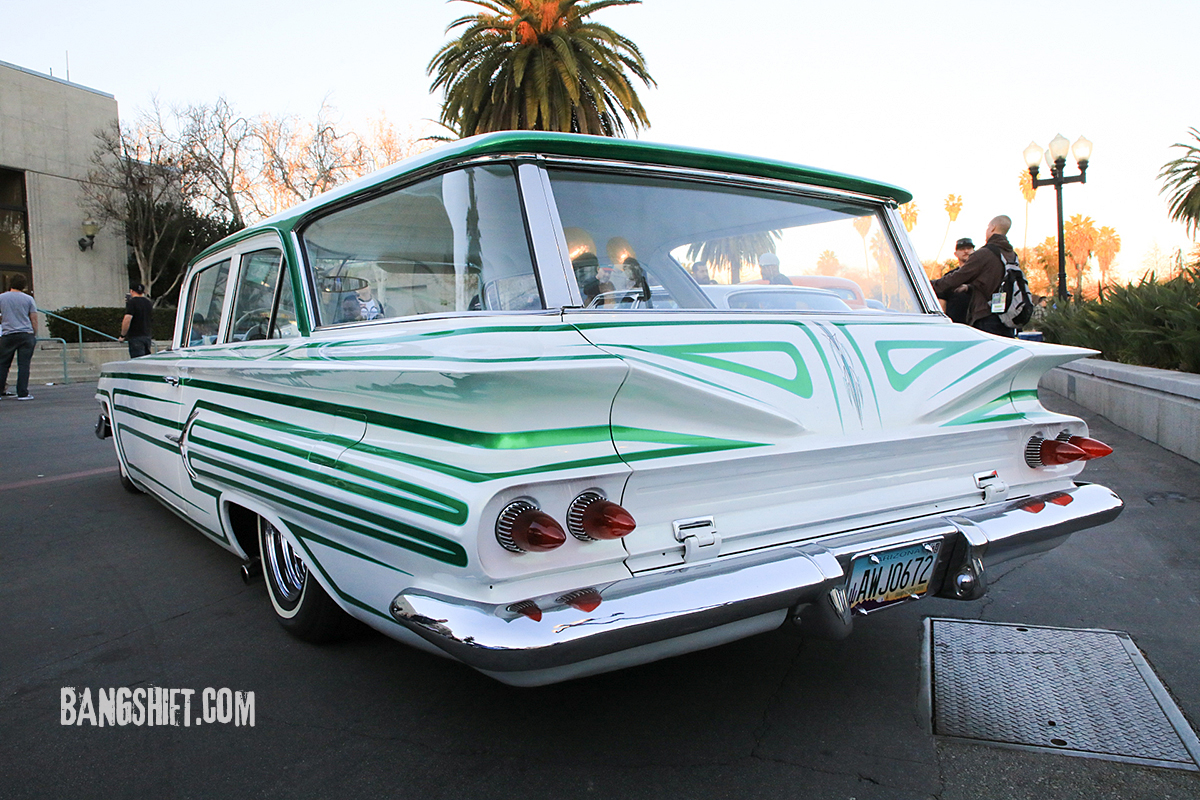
{"left": 390, "top": 482, "right": 1122, "bottom": 676}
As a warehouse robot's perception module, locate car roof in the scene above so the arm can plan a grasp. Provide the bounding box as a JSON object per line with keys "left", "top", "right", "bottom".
{"left": 193, "top": 132, "right": 912, "bottom": 263}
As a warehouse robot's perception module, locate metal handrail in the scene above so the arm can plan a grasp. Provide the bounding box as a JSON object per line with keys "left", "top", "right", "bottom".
{"left": 35, "top": 337, "right": 70, "bottom": 384}
{"left": 36, "top": 307, "right": 119, "bottom": 362}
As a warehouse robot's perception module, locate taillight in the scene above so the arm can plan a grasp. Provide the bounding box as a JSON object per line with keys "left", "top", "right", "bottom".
{"left": 495, "top": 500, "right": 567, "bottom": 553}
{"left": 557, "top": 588, "right": 602, "bottom": 612}
{"left": 1025, "top": 434, "right": 1087, "bottom": 468}
{"left": 566, "top": 491, "right": 636, "bottom": 541}
{"left": 1048, "top": 493, "right": 1074, "bottom": 506}
{"left": 1021, "top": 500, "right": 1046, "bottom": 513}
{"left": 1063, "top": 435, "right": 1113, "bottom": 460}
{"left": 508, "top": 600, "right": 542, "bottom": 621}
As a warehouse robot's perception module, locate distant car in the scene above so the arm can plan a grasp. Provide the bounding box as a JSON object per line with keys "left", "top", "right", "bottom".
{"left": 702, "top": 284, "right": 852, "bottom": 311}
{"left": 95, "top": 131, "right": 1123, "bottom": 687}
{"left": 788, "top": 275, "right": 870, "bottom": 308}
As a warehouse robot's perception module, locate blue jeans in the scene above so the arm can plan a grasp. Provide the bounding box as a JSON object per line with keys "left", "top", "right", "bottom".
{"left": 0, "top": 331, "right": 36, "bottom": 396}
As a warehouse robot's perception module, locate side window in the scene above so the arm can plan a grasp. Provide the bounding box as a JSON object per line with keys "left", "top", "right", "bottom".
{"left": 183, "top": 259, "right": 230, "bottom": 347}
{"left": 302, "top": 164, "right": 541, "bottom": 326}
{"left": 228, "top": 249, "right": 284, "bottom": 342}
{"left": 271, "top": 262, "right": 300, "bottom": 339}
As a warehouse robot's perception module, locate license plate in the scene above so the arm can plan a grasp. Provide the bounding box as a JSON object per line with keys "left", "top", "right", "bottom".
{"left": 846, "top": 540, "right": 942, "bottom": 613}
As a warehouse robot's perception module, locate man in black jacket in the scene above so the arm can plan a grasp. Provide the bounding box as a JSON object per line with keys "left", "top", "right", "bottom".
{"left": 930, "top": 216, "right": 1016, "bottom": 338}
{"left": 119, "top": 283, "right": 154, "bottom": 357}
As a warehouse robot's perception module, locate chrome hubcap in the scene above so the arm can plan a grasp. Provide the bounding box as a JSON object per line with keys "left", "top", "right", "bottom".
{"left": 262, "top": 521, "right": 306, "bottom": 603}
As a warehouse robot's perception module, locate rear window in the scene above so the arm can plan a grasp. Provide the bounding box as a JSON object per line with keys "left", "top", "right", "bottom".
{"left": 547, "top": 169, "right": 924, "bottom": 313}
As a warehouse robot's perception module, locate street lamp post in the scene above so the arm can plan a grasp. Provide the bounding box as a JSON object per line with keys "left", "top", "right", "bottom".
{"left": 1023, "top": 135, "right": 1092, "bottom": 302}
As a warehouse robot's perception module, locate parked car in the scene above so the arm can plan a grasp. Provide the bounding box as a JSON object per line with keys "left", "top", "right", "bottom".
{"left": 701, "top": 284, "right": 852, "bottom": 311}
{"left": 95, "top": 131, "right": 1122, "bottom": 686}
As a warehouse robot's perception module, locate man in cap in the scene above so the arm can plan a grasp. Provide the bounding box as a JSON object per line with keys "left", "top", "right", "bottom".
{"left": 759, "top": 253, "right": 791, "bottom": 285}
{"left": 937, "top": 237, "right": 974, "bottom": 324}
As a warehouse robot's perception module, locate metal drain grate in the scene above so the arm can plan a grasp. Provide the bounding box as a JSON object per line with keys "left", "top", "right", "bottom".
{"left": 925, "top": 618, "right": 1200, "bottom": 771}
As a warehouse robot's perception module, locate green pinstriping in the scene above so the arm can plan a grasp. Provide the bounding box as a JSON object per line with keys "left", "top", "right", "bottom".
{"left": 113, "top": 402, "right": 182, "bottom": 431}
{"left": 125, "top": 459, "right": 206, "bottom": 516}
{"left": 191, "top": 416, "right": 468, "bottom": 525}
{"left": 285, "top": 527, "right": 399, "bottom": 624}
{"left": 931, "top": 346, "right": 1022, "bottom": 398}
{"left": 941, "top": 391, "right": 1034, "bottom": 427}
{"left": 114, "top": 387, "right": 182, "bottom": 406}
{"left": 188, "top": 452, "right": 468, "bottom": 566}
{"left": 874, "top": 340, "right": 981, "bottom": 392}
{"left": 288, "top": 523, "right": 413, "bottom": 577}
{"left": 113, "top": 421, "right": 178, "bottom": 453}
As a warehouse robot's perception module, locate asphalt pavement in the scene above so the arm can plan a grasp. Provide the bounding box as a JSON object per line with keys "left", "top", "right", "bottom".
{"left": 1, "top": 382, "right": 1198, "bottom": 800}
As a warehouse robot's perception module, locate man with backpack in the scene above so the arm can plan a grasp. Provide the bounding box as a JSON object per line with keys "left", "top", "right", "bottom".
{"left": 930, "top": 215, "right": 1028, "bottom": 337}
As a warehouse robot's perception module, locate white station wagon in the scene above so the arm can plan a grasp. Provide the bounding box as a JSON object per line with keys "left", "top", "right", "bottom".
{"left": 96, "top": 132, "right": 1123, "bottom": 686}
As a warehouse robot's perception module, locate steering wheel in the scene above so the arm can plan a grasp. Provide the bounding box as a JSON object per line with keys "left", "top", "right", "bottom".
{"left": 232, "top": 307, "right": 273, "bottom": 339}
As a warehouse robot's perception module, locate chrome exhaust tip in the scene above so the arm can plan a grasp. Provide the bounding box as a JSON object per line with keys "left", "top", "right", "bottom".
{"left": 240, "top": 559, "right": 262, "bottom": 585}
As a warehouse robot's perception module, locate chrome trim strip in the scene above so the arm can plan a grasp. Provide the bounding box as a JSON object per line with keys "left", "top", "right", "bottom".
{"left": 390, "top": 482, "right": 1122, "bottom": 674}
{"left": 517, "top": 162, "right": 580, "bottom": 308}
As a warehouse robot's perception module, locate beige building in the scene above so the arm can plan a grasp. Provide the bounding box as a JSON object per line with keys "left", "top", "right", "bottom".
{"left": 0, "top": 59, "right": 126, "bottom": 311}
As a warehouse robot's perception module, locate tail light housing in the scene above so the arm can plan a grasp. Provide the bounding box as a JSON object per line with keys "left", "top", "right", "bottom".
{"left": 495, "top": 500, "right": 567, "bottom": 553}
{"left": 1025, "top": 434, "right": 1086, "bottom": 467}
{"left": 566, "top": 491, "right": 636, "bottom": 541}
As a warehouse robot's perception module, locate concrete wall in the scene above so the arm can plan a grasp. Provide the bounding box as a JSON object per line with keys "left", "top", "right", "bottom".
{"left": 0, "top": 60, "right": 126, "bottom": 311}
{"left": 1041, "top": 358, "right": 1200, "bottom": 464}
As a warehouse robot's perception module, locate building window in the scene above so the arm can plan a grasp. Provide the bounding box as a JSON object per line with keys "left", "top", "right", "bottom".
{"left": 0, "top": 168, "right": 31, "bottom": 292}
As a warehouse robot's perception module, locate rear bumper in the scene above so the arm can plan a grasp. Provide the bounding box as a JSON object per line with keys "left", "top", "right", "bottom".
{"left": 390, "top": 482, "right": 1122, "bottom": 680}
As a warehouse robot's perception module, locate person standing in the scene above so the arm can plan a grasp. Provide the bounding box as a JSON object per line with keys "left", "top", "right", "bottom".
{"left": 0, "top": 275, "right": 39, "bottom": 400}
{"left": 931, "top": 217, "right": 1016, "bottom": 338}
{"left": 936, "top": 237, "right": 974, "bottom": 324}
{"left": 119, "top": 283, "right": 154, "bottom": 357}
{"left": 758, "top": 253, "right": 792, "bottom": 285}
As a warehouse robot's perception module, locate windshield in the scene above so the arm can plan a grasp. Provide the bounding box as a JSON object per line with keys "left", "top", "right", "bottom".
{"left": 547, "top": 169, "right": 924, "bottom": 313}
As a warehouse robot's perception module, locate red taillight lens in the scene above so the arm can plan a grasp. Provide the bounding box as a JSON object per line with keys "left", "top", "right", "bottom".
{"left": 1022, "top": 500, "right": 1046, "bottom": 513}
{"left": 1066, "top": 436, "right": 1113, "bottom": 460}
{"left": 567, "top": 491, "right": 636, "bottom": 541}
{"left": 511, "top": 509, "right": 566, "bottom": 551}
{"left": 1042, "top": 439, "right": 1087, "bottom": 465}
{"left": 582, "top": 500, "right": 636, "bottom": 540}
{"left": 508, "top": 600, "right": 542, "bottom": 622}
{"left": 558, "top": 588, "right": 602, "bottom": 612}
{"left": 1048, "top": 493, "right": 1074, "bottom": 506}
{"left": 496, "top": 500, "right": 567, "bottom": 553}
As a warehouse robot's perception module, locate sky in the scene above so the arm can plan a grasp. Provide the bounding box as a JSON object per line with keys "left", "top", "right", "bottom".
{"left": 7, "top": 0, "right": 1199, "bottom": 280}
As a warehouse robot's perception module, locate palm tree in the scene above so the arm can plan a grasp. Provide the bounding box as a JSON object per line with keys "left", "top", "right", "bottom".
{"left": 1094, "top": 226, "right": 1121, "bottom": 289}
{"left": 1158, "top": 127, "right": 1200, "bottom": 238}
{"left": 1018, "top": 170, "right": 1036, "bottom": 252}
{"left": 686, "top": 231, "right": 780, "bottom": 284}
{"left": 1064, "top": 213, "right": 1098, "bottom": 300}
{"left": 936, "top": 194, "right": 962, "bottom": 261}
{"left": 428, "top": 0, "right": 655, "bottom": 138}
{"left": 899, "top": 201, "right": 919, "bottom": 232}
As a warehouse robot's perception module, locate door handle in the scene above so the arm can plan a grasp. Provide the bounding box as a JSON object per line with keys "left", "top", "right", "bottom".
{"left": 163, "top": 376, "right": 180, "bottom": 386}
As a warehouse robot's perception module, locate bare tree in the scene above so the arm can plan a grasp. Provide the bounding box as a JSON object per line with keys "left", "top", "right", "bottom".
{"left": 81, "top": 115, "right": 198, "bottom": 302}
{"left": 255, "top": 104, "right": 371, "bottom": 216}
{"left": 177, "top": 97, "right": 255, "bottom": 229}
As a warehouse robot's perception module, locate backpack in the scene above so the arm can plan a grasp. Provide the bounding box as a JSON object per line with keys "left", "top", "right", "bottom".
{"left": 985, "top": 245, "right": 1034, "bottom": 330}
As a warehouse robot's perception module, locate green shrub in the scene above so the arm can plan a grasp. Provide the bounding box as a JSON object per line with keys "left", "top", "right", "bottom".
{"left": 47, "top": 307, "right": 177, "bottom": 343}
{"left": 1040, "top": 266, "right": 1200, "bottom": 374}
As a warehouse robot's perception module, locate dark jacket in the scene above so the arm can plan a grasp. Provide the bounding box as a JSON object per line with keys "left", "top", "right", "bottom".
{"left": 930, "top": 233, "right": 1013, "bottom": 325}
